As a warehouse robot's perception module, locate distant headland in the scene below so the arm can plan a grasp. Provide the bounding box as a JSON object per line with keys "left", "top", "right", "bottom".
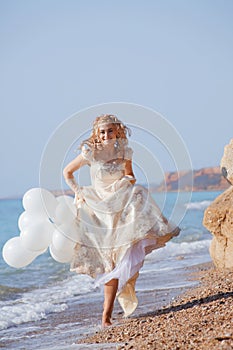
{"left": 151, "top": 166, "right": 230, "bottom": 192}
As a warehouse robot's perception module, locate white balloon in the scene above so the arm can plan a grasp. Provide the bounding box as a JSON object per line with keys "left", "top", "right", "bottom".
{"left": 52, "top": 228, "right": 76, "bottom": 253}
{"left": 56, "top": 221, "right": 80, "bottom": 242}
{"left": 55, "top": 195, "right": 76, "bottom": 225}
{"left": 22, "top": 188, "right": 58, "bottom": 220}
{"left": 57, "top": 195, "right": 75, "bottom": 209}
{"left": 18, "top": 211, "right": 45, "bottom": 231}
{"left": 49, "top": 244, "right": 73, "bottom": 263}
{"left": 20, "top": 220, "right": 54, "bottom": 251}
{"left": 2, "top": 237, "right": 38, "bottom": 268}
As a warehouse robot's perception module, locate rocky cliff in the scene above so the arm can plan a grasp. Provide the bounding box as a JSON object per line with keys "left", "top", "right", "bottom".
{"left": 154, "top": 166, "right": 230, "bottom": 192}
{"left": 203, "top": 139, "right": 233, "bottom": 269}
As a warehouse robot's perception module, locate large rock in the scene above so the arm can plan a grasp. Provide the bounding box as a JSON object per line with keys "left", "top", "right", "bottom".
{"left": 221, "top": 138, "right": 233, "bottom": 185}
{"left": 203, "top": 187, "right": 233, "bottom": 269}
{"left": 203, "top": 139, "right": 233, "bottom": 269}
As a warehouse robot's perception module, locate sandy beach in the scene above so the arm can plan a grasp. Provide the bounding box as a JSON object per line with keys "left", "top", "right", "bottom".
{"left": 79, "top": 262, "right": 233, "bottom": 349}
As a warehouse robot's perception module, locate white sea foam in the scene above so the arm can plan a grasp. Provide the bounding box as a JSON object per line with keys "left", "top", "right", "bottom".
{"left": 185, "top": 200, "right": 212, "bottom": 210}
{"left": 0, "top": 274, "right": 95, "bottom": 330}
{"left": 145, "top": 239, "right": 211, "bottom": 263}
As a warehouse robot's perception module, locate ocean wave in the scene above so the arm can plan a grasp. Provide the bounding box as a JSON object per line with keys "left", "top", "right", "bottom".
{"left": 0, "top": 274, "right": 95, "bottom": 330}
{"left": 145, "top": 239, "right": 211, "bottom": 262}
{"left": 185, "top": 200, "right": 212, "bottom": 210}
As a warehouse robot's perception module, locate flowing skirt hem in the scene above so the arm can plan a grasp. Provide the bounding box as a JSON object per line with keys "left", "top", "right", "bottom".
{"left": 93, "top": 231, "right": 177, "bottom": 317}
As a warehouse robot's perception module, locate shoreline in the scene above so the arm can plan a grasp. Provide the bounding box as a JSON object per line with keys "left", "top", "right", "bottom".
{"left": 78, "top": 262, "right": 233, "bottom": 349}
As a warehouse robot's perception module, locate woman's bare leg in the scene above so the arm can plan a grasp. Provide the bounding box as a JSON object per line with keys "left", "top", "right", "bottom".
{"left": 102, "top": 278, "right": 118, "bottom": 327}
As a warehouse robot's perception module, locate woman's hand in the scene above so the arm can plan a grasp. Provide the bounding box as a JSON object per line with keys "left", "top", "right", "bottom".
{"left": 122, "top": 175, "right": 136, "bottom": 185}
{"left": 74, "top": 191, "right": 85, "bottom": 206}
{"left": 124, "top": 160, "right": 136, "bottom": 185}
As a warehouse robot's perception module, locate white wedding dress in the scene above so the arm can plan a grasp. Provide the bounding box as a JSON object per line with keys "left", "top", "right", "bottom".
{"left": 69, "top": 141, "right": 180, "bottom": 316}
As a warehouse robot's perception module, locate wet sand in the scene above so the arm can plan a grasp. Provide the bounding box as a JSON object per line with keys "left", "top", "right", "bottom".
{"left": 79, "top": 262, "right": 233, "bottom": 349}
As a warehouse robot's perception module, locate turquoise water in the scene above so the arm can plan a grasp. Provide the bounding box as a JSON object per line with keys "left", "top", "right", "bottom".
{"left": 0, "top": 191, "right": 220, "bottom": 349}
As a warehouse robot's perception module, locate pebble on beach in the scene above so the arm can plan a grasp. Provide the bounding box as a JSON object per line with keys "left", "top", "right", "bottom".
{"left": 78, "top": 262, "right": 233, "bottom": 350}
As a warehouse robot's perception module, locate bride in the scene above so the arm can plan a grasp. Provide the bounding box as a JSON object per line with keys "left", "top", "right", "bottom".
{"left": 63, "top": 114, "right": 180, "bottom": 327}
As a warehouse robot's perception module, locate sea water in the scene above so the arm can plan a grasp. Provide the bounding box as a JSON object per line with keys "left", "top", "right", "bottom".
{"left": 0, "top": 191, "right": 220, "bottom": 349}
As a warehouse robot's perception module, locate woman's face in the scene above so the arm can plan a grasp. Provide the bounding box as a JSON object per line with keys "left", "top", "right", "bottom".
{"left": 98, "top": 123, "right": 118, "bottom": 143}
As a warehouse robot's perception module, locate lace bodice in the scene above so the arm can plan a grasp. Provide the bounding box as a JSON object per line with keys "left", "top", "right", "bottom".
{"left": 81, "top": 141, "right": 133, "bottom": 197}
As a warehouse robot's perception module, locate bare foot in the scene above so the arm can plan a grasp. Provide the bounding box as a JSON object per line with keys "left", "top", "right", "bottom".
{"left": 102, "top": 313, "right": 112, "bottom": 327}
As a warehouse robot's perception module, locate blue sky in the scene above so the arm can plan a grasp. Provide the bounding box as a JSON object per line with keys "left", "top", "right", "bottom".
{"left": 1, "top": 0, "right": 233, "bottom": 197}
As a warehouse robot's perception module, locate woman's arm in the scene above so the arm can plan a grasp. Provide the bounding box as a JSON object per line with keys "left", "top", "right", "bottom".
{"left": 63, "top": 154, "right": 89, "bottom": 194}
{"left": 124, "top": 160, "right": 136, "bottom": 185}
{"left": 63, "top": 153, "right": 89, "bottom": 179}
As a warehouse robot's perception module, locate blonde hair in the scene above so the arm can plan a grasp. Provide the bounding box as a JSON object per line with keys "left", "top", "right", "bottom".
{"left": 80, "top": 114, "right": 131, "bottom": 149}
